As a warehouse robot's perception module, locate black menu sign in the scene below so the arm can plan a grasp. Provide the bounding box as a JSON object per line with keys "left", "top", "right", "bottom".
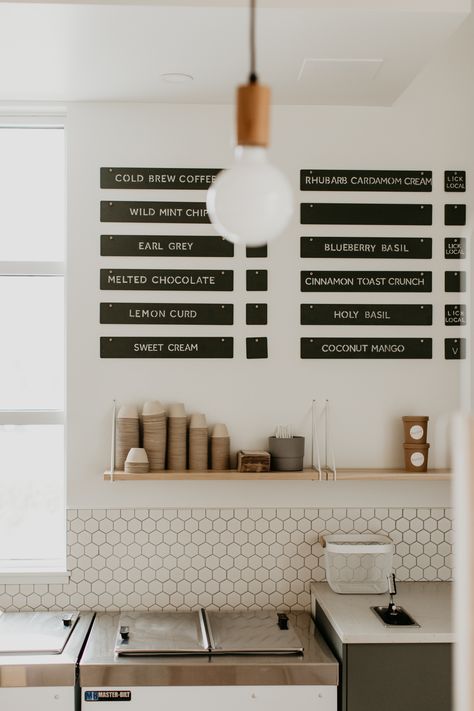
{"left": 301, "top": 271, "right": 431, "bottom": 292}
{"left": 301, "top": 338, "right": 432, "bottom": 359}
{"left": 301, "top": 236, "right": 431, "bottom": 259}
{"left": 100, "top": 269, "right": 233, "bottom": 291}
{"left": 101, "top": 201, "right": 210, "bottom": 223}
{"left": 445, "top": 304, "right": 466, "bottom": 326}
{"left": 445, "top": 338, "right": 466, "bottom": 360}
{"left": 101, "top": 234, "right": 233, "bottom": 258}
{"left": 101, "top": 167, "right": 220, "bottom": 190}
{"left": 300, "top": 203, "right": 432, "bottom": 225}
{"left": 445, "top": 238, "right": 466, "bottom": 259}
{"left": 100, "top": 302, "right": 233, "bottom": 325}
{"left": 101, "top": 337, "right": 233, "bottom": 358}
{"left": 444, "top": 171, "right": 466, "bottom": 193}
{"left": 300, "top": 170, "right": 432, "bottom": 192}
{"left": 301, "top": 304, "right": 432, "bottom": 326}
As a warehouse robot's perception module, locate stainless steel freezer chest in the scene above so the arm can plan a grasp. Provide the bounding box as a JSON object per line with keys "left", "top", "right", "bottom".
{"left": 0, "top": 611, "right": 95, "bottom": 711}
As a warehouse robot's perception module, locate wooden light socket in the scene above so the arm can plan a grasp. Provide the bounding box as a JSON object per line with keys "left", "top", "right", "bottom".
{"left": 237, "top": 82, "right": 270, "bottom": 147}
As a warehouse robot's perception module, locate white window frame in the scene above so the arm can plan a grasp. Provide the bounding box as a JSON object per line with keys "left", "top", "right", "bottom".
{"left": 0, "top": 114, "right": 68, "bottom": 583}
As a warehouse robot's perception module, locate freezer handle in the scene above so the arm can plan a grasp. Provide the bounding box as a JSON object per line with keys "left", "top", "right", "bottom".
{"left": 198, "top": 608, "right": 214, "bottom": 652}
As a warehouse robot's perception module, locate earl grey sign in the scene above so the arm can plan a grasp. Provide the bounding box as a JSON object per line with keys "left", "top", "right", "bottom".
{"left": 300, "top": 203, "right": 432, "bottom": 225}
{"left": 301, "top": 236, "right": 431, "bottom": 259}
{"left": 301, "top": 338, "right": 432, "bottom": 359}
{"left": 300, "top": 170, "right": 432, "bottom": 192}
{"left": 101, "top": 269, "right": 233, "bottom": 291}
{"left": 301, "top": 304, "right": 432, "bottom": 326}
{"left": 100, "top": 303, "right": 233, "bottom": 325}
{"left": 101, "top": 337, "right": 233, "bottom": 359}
{"left": 101, "top": 234, "right": 233, "bottom": 257}
{"left": 301, "top": 271, "right": 432, "bottom": 292}
{"left": 101, "top": 201, "right": 209, "bottom": 223}
{"left": 101, "top": 167, "right": 220, "bottom": 189}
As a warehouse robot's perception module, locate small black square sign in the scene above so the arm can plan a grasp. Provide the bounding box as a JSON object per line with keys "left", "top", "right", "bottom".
{"left": 445, "top": 304, "right": 466, "bottom": 326}
{"left": 246, "top": 337, "right": 268, "bottom": 359}
{"left": 445, "top": 171, "right": 466, "bottom": 192}
{"left": 246, "top": 245, "right": 268, "bottom": 258}
{"left": 445, "top": 271, "right": 466, "bottom": 292}
{"left": 445, "top": 338, "right": 466, "bottom": 360}
{"left": 246, "top": 303, "right": 268, "bottom": 325}
{"left": 445, "top": 237, "right": 466, "bottom": 259}
{"left": 444, "top": 204, "right": 466, "bottom": 226}
{"left": 246, "top": 270, "right": 268, "bottom": 291}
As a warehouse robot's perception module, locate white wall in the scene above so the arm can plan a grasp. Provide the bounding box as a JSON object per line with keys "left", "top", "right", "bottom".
{"left": 66, "top": 16, "right": 473, "bottom": 510}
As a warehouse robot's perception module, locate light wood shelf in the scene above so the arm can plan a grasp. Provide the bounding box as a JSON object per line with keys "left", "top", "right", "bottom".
{"left": 104, "top": 467, "right": 451, "bottom": 482}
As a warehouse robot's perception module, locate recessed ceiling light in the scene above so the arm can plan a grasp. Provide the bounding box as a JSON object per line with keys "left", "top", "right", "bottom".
{"left": 161, "top": 73, "right": 194, "bottom": 84}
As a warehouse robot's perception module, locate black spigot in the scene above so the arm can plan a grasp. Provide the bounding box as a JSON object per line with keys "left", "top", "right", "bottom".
{"left": 120, "top": 625, "right": 130, "bottom": 640}
{"left": 387, "top": 573, "right": 398, "bottom": 615}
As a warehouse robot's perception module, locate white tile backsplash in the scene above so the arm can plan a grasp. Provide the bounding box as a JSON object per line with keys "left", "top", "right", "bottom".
{"left": 0, "top": 507, "right": 452, "bottom": 611}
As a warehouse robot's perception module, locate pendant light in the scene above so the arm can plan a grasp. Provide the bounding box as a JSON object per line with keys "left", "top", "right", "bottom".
{"left": 206, "top": 0, "right": 293, "bottom": 246}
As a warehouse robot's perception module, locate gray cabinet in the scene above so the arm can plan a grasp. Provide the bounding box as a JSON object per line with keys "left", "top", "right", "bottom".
{"left": 316, "top": 606, "right": 452, "bottom": 711}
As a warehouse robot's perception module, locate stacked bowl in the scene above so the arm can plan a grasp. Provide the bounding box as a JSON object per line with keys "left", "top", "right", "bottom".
{"left": 167, "top": 403, "right": 187, "bottom": 470}
{"left": 142, "top": 400, "right": 167, "bottom": 471}
{"left": 124, "top": 448, "right": 149, "bottom": 474}
{"left": 189, "top": 413, "right": 208, "bottom": 471}
{"left": 115, "top": 405, "right": 140, "bottom": 470}
{"left": 211, "top": 423, "right": 230, "bottom": 470}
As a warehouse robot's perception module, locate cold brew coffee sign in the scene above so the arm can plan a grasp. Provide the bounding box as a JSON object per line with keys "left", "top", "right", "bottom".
{"left": 101, "top": 201, "right": 209, "bottom": 223}
{"left": 101, "top": 269, "right": 233, "bottom": 291}
{"left": 301, "top": 338, "right": 432, "bottom": 359}
{"left": 101, "top": 234, "right": 233, "bottom": 258}
{"left": 301, "top": 236, "right": 431, "bottom": 259}
{"left": 301, "top": 304, "right": 432, "bottom": 326}
{"left": 300, "top": 202, "right": 432, "bottom": 225}
{"left": 301, "top": 271, "right": 432, "bottom": 292}
{"left": 300, "top": 170, "right": 432, "bottom": 192}
{"left": 101, "top": 167, "right": 220, "bottom": 190}
{"left": 100, "top": 302, "right": 233, "bottom": 325}
{"left": 101, "top": 337, "right": 233, "bottom": 358}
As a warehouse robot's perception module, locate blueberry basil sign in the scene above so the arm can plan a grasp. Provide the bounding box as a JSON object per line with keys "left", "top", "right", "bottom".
{"left": 300, "top": 170, "right": 432, "bottom": 192}
{"left": 100, "top": 201, "right": 209, "bottom": 223}
{"left": 300, "top": 236, "right": 431, "bottom": 259}
{"left": 301, "top": 271, "right": 431, "bottom": 292}
{"left": 100, "top": 303, "right": 233, "bottom": 325}
{"left": 301, "top": 338, "right": 432, "bottom": 359}
{"left": 101, "top": 167, "right": 220, "bottom": 190}
{"left": 101, "top": 234, "right": 234, "bottom": 258}
{"left": 101, "top": 337, "right": 233, "bottom": 359}
{"left": 301, "top": 304, "right": 432, "bottom": 326}
{"left": 100, "top": 269, "right": 233, "bottom": 291}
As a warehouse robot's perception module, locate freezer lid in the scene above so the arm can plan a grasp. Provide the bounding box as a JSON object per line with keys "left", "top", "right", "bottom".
{"left": 114, "top": 612, "right": 209, "bottom": 655}
{"left": 204, "top": 611, "right": 304, "bottom": 655}
{"left": 0, "top": 611, "right": 80, "bottom": 654}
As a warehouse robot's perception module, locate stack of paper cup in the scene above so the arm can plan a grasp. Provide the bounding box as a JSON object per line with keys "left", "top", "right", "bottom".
{"left": 211, "top": 423, "right": 230, "bottom": 470}
{"left": 142, "top": 401, "right": 167, "bottom": 471}
{"left": 124, "top": 448, "right": 149, "bottom": 474}
{"left": 116, "top": 405, "right": 139, "bottom": 470}
{"left": 167, "top": 403, "right": 187, "bottom": 470}
{"left": 189, "top": 413, "right": 208, "bottom": 471}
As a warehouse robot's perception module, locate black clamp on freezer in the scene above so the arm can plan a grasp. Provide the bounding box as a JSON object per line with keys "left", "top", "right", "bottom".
{"left": 277, "top": 613, "right": 289, "bottom": 630}
{"left": 120, "top": 625, "right": 130, "bottom": 640}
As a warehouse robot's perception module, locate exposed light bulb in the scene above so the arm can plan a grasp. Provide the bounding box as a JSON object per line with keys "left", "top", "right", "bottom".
{"left": 207, "top": 146, "right": 293, "bottom": 246}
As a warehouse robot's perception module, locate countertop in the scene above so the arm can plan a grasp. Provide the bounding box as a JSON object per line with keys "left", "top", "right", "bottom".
{"left": 0, "top": 612, "right": 95, "bottom": 688}
{"left": 311, "top": 581, "right": 453, "bottom": 644}
{"left": 79, "top": 611, "right": 338, "bottom": 687}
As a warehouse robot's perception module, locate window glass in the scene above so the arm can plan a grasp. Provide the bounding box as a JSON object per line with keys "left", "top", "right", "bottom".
{"left": 0, "top": 425, "right": 65, "bottom": 565}
{"left": 0, "top": 128, "right": 64, "bottom": 261}
{"left": 0, "top": 276, "right": 64, "bottom": 410}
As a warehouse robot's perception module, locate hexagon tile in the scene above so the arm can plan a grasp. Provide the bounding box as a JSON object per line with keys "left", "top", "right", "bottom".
{"left": 0, "top": 508, "right": 452, "bottom": 612}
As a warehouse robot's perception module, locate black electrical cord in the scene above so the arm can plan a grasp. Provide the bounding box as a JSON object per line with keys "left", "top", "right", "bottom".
{"left": 249, "top": 0, "right": 258, "bottom": 83}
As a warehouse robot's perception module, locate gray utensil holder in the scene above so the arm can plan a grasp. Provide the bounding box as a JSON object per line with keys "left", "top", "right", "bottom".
{"left": 268, "top": 436, "right": 305, "bottom": 471}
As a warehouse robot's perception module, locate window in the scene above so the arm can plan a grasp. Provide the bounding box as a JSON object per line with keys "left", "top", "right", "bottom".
{"left": 0, "top": 121, "right": 66, "bottom": 580}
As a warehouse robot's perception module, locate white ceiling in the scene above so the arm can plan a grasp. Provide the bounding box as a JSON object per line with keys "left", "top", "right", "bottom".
{"left": 0, "top": 1, "right": 470, "bottom": 105}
